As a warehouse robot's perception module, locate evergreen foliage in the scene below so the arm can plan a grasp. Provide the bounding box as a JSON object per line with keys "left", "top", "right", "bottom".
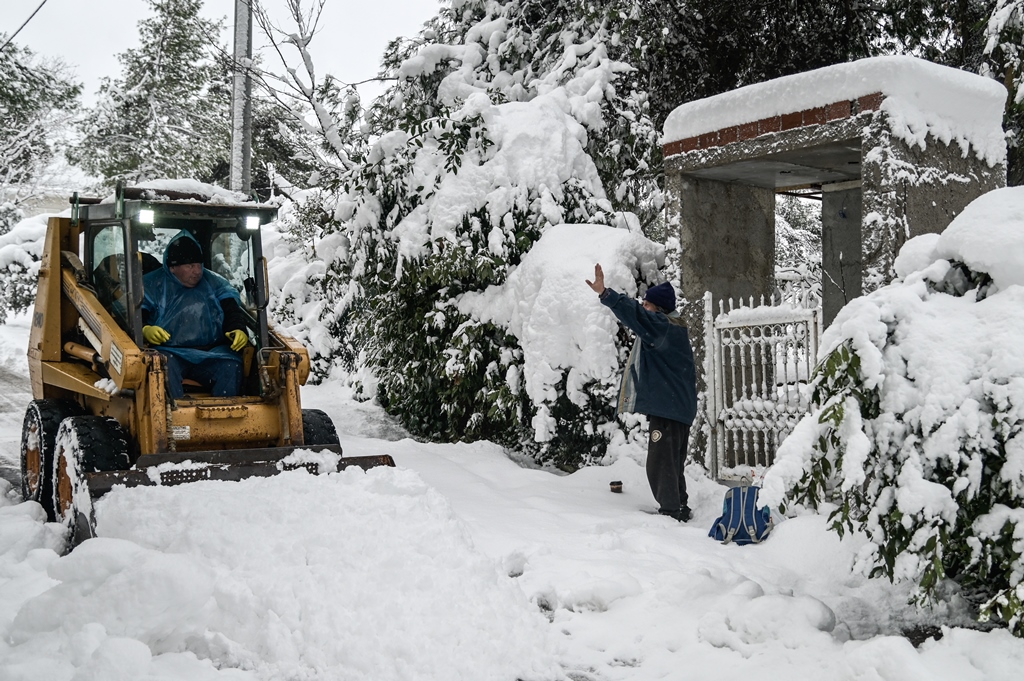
{"left": 264, "top": 0, "right": 1024, "bottom": 467}
{"left": 0, "top": 213, "right": 46, "bottom": 324}
{"left": 775, "top": 196, "right": 822, "bottom": 306}
{"left": 0, "top": 203, "right": 23, "bottom": 237}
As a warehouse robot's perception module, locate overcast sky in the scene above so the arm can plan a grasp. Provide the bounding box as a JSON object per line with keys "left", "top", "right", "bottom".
{"left": 9, "top": 0, "right": 442, "bottom": 104}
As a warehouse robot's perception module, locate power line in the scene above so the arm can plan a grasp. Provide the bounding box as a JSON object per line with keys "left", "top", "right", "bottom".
{"left": 0, "top": 0, "right": 50, "bottom": 54}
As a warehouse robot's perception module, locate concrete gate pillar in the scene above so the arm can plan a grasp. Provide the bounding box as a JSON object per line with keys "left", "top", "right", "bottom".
{"left": 667, "top": 173, "right": 775, "bottom": 466}
{"left": 675, "top": 176, "right": 776, "bottom": 308}
{"left": 821, "top": 181, "right": 863, "bottom": 325}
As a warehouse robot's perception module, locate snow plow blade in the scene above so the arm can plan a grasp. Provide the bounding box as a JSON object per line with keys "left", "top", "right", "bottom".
{"left": 83, "top": 446, "right": 396, "bottom": 497}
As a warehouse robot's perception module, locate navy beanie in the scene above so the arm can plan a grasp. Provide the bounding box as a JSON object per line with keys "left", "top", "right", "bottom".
{"left": 167, "top": 237, "right": 203, "bottom": 266}
{"left": 644, "top": 282, "right": 676, "bottom": 312}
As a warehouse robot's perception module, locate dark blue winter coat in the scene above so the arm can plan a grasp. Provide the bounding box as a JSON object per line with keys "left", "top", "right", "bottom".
{"left": 601, "top": 288, "right": 697, "bottom": 425}
{"left": 141, "top": 231, "right": 242, "bottom": 367}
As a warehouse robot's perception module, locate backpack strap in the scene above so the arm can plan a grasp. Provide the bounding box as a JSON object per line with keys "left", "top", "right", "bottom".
{"left": 744, "top": 487, "right": 770, "bottom": 543}
{"left": 719, "top": 487, "right": 745, "bottom": 545}
{"left": 743, "top": 487, "right": 761, "bottom": 543}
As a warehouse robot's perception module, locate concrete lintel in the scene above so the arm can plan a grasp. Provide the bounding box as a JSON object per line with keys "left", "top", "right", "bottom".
{"left": 822, "top": 179, "right": 863, "bottom": 192}
{"left": 665, "top": 115, "right": 868, "bottom": 175}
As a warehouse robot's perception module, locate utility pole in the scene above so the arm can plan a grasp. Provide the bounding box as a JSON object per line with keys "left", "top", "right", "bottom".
{"left": 230, "top": 0, "right": 253, "bottom": 194}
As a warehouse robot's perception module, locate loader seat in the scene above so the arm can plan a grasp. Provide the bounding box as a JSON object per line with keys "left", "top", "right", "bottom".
{"left": 94, "top": 252, "right": 163, "bottom": 331}
{"left": 178, "top": 345, "right": 255, "bottom": 396}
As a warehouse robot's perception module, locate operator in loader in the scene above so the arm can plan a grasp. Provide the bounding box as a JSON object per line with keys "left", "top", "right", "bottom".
{"left": 141, "top": 231, "right": 249, "bottom": 398}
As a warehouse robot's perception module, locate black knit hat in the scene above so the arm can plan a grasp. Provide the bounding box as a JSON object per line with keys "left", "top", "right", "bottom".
{"left": 167, "top": 237, "right": 203, "bottom": 266}
{"left": 644, "top": 282, "right": 676, "bottom": 312}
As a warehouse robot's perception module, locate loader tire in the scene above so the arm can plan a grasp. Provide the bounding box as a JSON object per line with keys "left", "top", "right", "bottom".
{"left": 20, "top": 399, "right": 84, "bottom": 521}
{"left": 302, "top": 409, "right": 340, "bottom": 446}
{"left": 52, "top": 416, "right": 130, "bottom": 551}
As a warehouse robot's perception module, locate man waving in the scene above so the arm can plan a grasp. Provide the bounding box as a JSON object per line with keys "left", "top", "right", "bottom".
{"left": 587, "top": 264, "right": 697, "bottom": 521}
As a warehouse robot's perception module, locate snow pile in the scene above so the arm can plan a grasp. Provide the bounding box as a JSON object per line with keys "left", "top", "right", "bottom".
{"left": 0, "top": 467, "right": 559, "bottom": 681}
{"left": 932, "top": 187, "right": 1024, "bottom": 289}
{"left": 459, "top": 223, "right": 664, "bottom": 441}
{"left": 664, "top": 55, "right": 1008, "bottom": 166}
{"left": 0, "top": 312, "right": 32, "bottom": 373}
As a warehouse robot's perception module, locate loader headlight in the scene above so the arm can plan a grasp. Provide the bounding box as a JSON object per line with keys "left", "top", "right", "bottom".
{"left": 138, "top": 209, "right": 155, "bottom": 224}
{"left": 246, "top": 215, "right": 261, "bottom": 231}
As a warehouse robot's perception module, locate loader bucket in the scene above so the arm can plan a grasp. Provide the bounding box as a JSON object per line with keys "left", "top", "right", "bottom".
{"left": 83, "top": 446, "right": 396, "bottom": 496}
{"left": 53, "top": 444, "right": 394, "bottom": 551}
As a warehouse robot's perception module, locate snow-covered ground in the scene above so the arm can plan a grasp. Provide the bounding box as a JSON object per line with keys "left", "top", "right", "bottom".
{"left": 1, "top": 318, "right": 1023, "bottom": 680}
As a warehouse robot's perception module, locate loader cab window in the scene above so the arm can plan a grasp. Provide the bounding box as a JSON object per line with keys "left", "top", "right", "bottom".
{"left": 90, "top": 224, "right": 129, "bottom": 327}
{"left": 137, "top": 226, "right": 257, "bottom": 308}
{"left": 138, "top": 228, "right": 177, "bottom": 266}
{"left": 210, "top": 230, "right": 257, "bottom": 309}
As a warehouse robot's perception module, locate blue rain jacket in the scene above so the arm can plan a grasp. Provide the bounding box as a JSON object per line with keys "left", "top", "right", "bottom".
{"left": 142, "top": 231, "right": 242, "bottom": 366}
{"left": 601, "top": 288, "right": 697, "bottom": 425}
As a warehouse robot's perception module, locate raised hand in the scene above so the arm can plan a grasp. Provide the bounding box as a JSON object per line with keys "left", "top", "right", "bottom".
{"left": 585, "top": 263, "right": 606, "bottom": 294}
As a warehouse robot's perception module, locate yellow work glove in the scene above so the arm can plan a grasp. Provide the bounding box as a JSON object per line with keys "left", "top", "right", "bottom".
{"left": 142, "top": 325, "right": 170, "bottom": 345}
{"left": 226, "top": 329, "right": 248, "bottom": 352}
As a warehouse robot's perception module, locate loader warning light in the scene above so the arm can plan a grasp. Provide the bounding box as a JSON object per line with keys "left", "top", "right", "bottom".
{"left": 138, "top": 209, "right": 155, "bottom": 224}
{"left": 245, "top": 216, "right": 261, "bottom": 231}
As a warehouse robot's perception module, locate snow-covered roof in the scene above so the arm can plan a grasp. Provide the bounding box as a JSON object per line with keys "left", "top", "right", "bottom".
{"left": 100, "top": 179, "right": 256, "bottom": 206}
{"left": 663, "top": 56, "right": 1008, "bottom": 166}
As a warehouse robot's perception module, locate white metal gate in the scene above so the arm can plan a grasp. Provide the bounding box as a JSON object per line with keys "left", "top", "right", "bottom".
{"left": 704, "top": 292, "right": 822, "bottom": 481}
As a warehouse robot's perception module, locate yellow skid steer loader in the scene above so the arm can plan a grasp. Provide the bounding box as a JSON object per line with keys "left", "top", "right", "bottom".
{"left": 21, "top": 185, "right": 393, "bottom": 547}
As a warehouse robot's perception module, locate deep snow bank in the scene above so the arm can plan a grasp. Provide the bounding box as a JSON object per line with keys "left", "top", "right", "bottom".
{"left": 0, "top": 467, "right": 559, "bottom": 681}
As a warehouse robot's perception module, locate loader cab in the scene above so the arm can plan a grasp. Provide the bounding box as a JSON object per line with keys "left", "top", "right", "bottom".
{"left": 76, "top": 191, "right": 278, "bottom": 394}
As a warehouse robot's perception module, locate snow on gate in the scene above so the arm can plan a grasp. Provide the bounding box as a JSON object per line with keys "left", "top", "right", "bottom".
{"left": 703, "top": 291, "right": 822, "bottom": 482}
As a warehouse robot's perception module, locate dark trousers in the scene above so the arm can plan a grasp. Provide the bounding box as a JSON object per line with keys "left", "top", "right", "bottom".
{"left": 647, "top": 415, "right": 690, "bottom": 512}
{"left": 164, "top": 354, "right": 242, "bottom": 399}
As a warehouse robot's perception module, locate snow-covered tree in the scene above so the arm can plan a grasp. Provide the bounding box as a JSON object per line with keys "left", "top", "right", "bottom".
{"left": 329, "top": 0, "right": 662, "bottom": 466}
{"left": 983, "top": 0, "right": 1024, "bottom": 185}
{"left": 0, "top": 37, "right": 80, "bottom": 204}
{"left": 253, "top": 0, "right": 1024, "bottom": 469}
{"left": 67, "top": 0, "right": 228, "bottom": 186}
{"left": 251, "top": 0, "right": 664, "bottom": 466}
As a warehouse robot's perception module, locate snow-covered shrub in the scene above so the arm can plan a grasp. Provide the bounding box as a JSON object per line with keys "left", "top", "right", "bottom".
{"left": 761, "top": 186, "right": 1024, "bottom": 636}
{"left": 259, "top": 190, "right": 345, "bottom": 380}
{"left": 0, "top": 213, "right": 48, "bottom": 323}
{"left": 0, "top": 202, "right": 24, "bottom": 236}
{"left": 459, "top": 223, "right": 666, "bottom": 468}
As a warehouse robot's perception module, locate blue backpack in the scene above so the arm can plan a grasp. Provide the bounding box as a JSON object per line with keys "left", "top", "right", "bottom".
{"left": 708, "top": 486, "right": 772, "bottom": 545}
